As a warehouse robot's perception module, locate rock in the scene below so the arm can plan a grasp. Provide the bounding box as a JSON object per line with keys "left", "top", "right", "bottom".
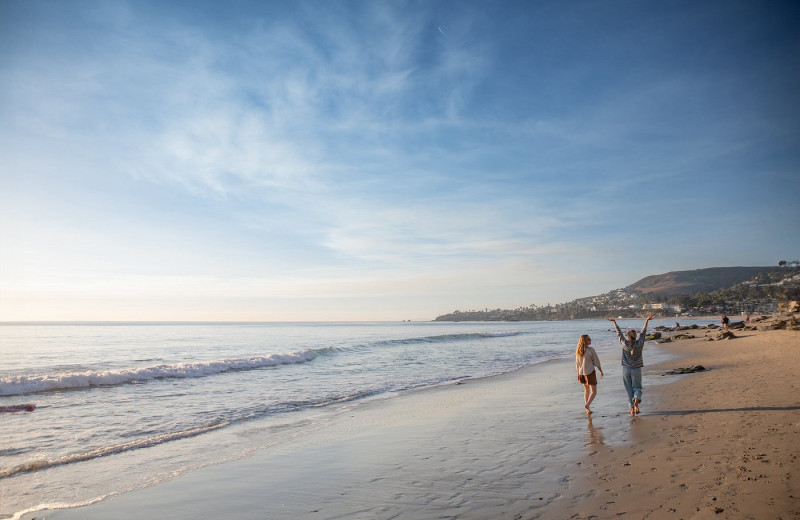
{"left": 663, "top": 365, "right": 706, "bottom": 375}
{"left": 759, "top": 321, "right": 786, "bottom": 331}
{"left": 672, "top": 334, "right": 696, "bottom": 340}
{"left": 646, "top": 332, "right": 662, "bottom": 340}
{"left": 716, "top": 331, "right": 737, "bottom": 340}
{"left": 0, "top": 404, "right": 36, "bottom": 413}
{"left": 673, "top": 325, "right": 695, "bottom": 331}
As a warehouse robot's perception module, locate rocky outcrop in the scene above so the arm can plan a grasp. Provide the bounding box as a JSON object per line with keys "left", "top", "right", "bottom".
{"left": 655, "top": 312, "right": 800, "bottom": 342}
{"left": 757, "top": 316, "right": 800, "bottom": 331}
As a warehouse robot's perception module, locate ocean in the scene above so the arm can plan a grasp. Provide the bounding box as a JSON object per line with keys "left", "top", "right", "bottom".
{"left": 0, "top": 319, "right": 714, "bottom": 519}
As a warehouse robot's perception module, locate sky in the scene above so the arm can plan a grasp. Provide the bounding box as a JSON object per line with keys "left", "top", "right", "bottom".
{"left": 1, "top": 0, "right": 798, "bottom": 322}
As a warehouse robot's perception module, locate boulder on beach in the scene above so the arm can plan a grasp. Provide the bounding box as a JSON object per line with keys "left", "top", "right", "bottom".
{"left": 663, "top": 365, "right": 706, "bottom": 375}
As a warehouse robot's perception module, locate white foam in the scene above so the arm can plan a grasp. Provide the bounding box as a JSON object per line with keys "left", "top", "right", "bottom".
{"left": 0, "top": 421, "right": 230, "bottom": 480}
{"left": 0, "top": 349, "right": 318, "bottom": 396}
{"left": 11, "top": 495, "right": 112, "bottom": 520}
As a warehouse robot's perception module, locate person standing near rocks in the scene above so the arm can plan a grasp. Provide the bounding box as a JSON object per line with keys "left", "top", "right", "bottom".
{"left": 575, "top": 335, "right": 604, "bottom": 415}
{"left": 607, "top": 316, "right": 655, "bottom": 416}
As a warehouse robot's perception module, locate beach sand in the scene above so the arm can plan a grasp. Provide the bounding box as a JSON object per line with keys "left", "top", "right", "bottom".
{"left": 543, "top": 325, "right": 800, "bottom": 520}
{"left": 25, "top": 324, "right": 799, "bottom": 520}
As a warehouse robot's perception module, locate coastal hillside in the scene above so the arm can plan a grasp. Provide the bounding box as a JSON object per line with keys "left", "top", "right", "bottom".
{"left": 434, "top": 264, "right": 800, "bottom": 321}
{"left": 626, "top": 266, "right": 780, "bottom": 297}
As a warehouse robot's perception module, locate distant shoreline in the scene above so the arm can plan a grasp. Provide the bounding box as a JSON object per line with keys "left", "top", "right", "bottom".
{"left": 1, "top": 314, "right": 738, "bottom": 326}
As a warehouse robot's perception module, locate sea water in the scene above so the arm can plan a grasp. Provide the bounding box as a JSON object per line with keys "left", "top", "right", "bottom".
{"left": 0, "top": 319, "right": 714, "bottom": 519}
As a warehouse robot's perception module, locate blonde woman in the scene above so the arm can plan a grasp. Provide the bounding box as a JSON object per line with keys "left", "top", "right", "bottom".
{"left": 576, "top": 335, "right": 603, "bottom": 415}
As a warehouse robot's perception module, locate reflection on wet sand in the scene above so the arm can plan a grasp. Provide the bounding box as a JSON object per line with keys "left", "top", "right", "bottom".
{"left": 586, "top": 416, "right": 605, "bottom": 445}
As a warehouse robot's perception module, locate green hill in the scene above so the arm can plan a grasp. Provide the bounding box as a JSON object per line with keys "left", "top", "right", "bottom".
{"left": 626, "top": 266, "right": 781, "bottom": 297}
{"left": 434, "top": 265, "right": 798, "bottom": 321}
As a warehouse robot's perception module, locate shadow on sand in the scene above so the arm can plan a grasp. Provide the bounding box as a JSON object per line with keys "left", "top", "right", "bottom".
{"left": 644, "top": 405, "right": 800, "bottom": 416}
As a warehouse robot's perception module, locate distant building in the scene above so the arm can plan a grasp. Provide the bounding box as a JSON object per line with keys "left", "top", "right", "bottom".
{"left": 643, "top": 303, "right": 682, "bottom": 312}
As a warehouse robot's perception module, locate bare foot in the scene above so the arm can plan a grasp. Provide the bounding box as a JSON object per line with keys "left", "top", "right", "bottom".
{"left": 633, "top": 398, "right": 640, "bottom": 414}
{"left": 630, "top": 407, "right": 635, "bottom": 417}
{"left": 585, "top": 405, "right": 592, "bottom": 415}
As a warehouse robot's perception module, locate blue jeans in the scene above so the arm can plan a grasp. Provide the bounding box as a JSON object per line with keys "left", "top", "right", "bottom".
{"left": 622, "top": 365, "right": 642, "bottom": 408}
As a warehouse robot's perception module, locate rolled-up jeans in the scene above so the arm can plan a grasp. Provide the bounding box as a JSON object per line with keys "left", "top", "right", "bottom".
{"left": 622, "top": 365, "right": 642, "bottom": 408}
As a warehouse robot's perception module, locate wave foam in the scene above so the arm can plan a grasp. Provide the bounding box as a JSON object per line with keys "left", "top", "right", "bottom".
{"left": 0, "top": 421, "right": 229, "bottom": 480}
{"left": 376, "top": 331, "right": 522, "bottom": 347}
{"left": 0, "top": 350, "right": 318, "bottom": 396}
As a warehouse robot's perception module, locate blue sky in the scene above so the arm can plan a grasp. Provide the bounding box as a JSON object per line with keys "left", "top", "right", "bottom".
{"left": 1, "top": 0, "right": 798, "bottom": 321}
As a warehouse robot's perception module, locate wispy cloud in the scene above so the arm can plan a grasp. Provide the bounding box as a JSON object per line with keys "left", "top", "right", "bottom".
{"left": 2, "top": 1, "right": 797, "bottom": 320}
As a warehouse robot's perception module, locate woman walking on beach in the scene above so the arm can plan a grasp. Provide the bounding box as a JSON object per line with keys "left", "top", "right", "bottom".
{"left": 607, "top": 316, "right": 655, "bottom": 416}
{"left": 575, "top": 335, "right": 603, "bottom": 415}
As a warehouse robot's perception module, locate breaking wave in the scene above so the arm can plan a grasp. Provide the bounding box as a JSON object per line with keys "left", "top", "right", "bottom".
{"left": 0, "top": 332, "right": 524, "bottom": 397}
{"left": 0, "top": 349, "right": 319, "bottom": 397}
{"left": 0, "top": 421, "right": 229, "bottom": 479}
{"left": 373, "top": 331, "right": 523, "bottom": 347}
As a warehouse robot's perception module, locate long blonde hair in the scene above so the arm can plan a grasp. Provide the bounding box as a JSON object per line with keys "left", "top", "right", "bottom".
{"left": 576, "top": 335, "right": 591, "bottom": 357}
{"left": 626, "top": 329, "right": 637, "bottom": 355}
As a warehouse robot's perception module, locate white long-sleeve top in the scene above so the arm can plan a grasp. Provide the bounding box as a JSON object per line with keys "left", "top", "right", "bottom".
{"left": 576, "top": 346, "right": 603, "bottom": 375}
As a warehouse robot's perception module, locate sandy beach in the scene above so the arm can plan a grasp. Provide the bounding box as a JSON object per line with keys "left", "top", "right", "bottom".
{"left": 26, "top": 320, "right": 799, "bottom": 520}
{"left": 543, "top": 321, "right": 800, "bottom": 520}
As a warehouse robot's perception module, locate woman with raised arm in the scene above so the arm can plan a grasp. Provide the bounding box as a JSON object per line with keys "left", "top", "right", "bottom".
{"left": 575, "top": 335, "right": 604, "bottom": 415}
{"left": 607, "top": 316, "right": 655, "bottom": 416}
